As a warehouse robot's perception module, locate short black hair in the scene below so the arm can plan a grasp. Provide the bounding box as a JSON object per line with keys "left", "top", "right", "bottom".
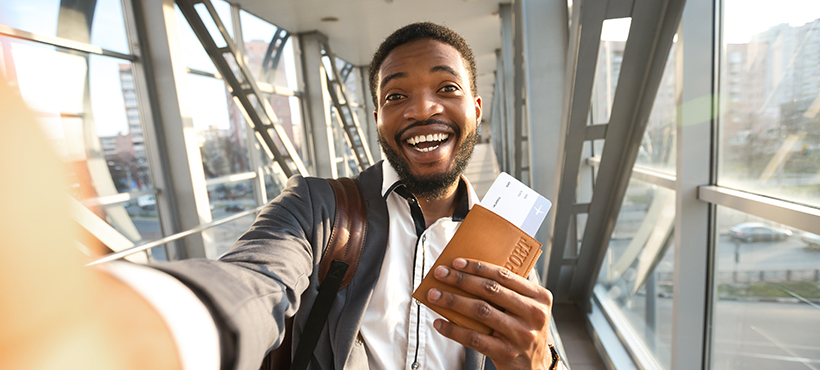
{"left": 368, "top": 22, "right": 477, "bottom": 108}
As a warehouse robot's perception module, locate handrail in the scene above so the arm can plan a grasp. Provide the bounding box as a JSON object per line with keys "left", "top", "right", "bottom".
{"left": 86, "top": 205, "right": 266, "bottom": 266}
{"left": 80, "top": 189, "right": 159, "bottom": 208}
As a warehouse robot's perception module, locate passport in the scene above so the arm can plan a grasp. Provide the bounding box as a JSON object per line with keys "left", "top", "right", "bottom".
{"left": 411, "top": 175, "right": 551, "bottom": 334}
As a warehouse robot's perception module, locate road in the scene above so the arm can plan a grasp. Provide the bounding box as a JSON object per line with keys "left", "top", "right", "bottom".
{"left": 123, "top": 198, "right": 258, "bottom": 260}
{"left": 715, "top": 235, "right": 820, "bottom": 272}
{"left": 617, "top": 295, "right": 820, "bottom": 369}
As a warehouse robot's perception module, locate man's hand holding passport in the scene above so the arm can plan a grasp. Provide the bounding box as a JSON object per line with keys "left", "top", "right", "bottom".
{"left": 412, "top": 172, "right": 552, "bottom": 334}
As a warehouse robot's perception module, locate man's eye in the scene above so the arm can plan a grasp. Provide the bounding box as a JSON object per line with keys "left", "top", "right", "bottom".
{"left": 440, "top": 85, "right": 458, "bottom": 93}
{"left": 385, "top": 93, "right": 404, "bottom": 101}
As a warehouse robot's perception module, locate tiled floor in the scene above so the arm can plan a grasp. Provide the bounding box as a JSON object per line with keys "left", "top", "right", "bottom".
{"left": 553, "top": 303, "right": 608, "bottom": 370}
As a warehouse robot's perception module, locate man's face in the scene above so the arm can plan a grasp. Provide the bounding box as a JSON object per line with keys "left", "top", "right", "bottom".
{"left": 374, "top": 39, "right": 482, "bottom": 198}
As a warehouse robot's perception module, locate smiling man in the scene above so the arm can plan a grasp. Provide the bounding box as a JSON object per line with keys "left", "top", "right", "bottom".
{"left": 356, "top": 23, "right": 561, "bottom": 370}
{"left": 1, "top": 22, "right": 564, "bottom": 370}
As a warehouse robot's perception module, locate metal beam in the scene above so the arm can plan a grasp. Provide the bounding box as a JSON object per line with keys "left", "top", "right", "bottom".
{"left": 699, "top": 186, "right": 820, "bottom": 236}
{"left": 569, "top": 0, "right": 686, "bottom": 304}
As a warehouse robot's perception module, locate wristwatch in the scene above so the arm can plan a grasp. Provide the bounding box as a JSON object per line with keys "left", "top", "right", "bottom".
{"left": 548, "top": 344, "right": 561, "bottom": 370}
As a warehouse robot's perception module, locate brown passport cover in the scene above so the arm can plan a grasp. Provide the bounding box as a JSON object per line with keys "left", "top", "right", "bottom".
{"left": 411, "top": 204, "right": 542, "bottom": 335}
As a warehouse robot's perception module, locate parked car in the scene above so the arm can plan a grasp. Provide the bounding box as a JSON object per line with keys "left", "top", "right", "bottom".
{"left": 137, "top": 195, "right": 156, "bottom": 210}
{"left": 800, "top": 232, "right": 820, "bottom": 248}
{"left": 729, "top": 222, "right": 792, "bottom": 242}
{"left": 225, "top": 204, "right": 244, "bottom": 213}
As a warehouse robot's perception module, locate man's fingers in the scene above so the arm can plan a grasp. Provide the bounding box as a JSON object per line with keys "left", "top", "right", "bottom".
{"left": 427, "top": 288, "right": 531, "bottom": 344}
{"left": 432, "top": 262, "right": 552, "bottom": 323}
{"left": 433, "top": 319, "right": 519, "bottom": 362}
{"left": 453, "top": 258, "right": 544, "bottom": 299}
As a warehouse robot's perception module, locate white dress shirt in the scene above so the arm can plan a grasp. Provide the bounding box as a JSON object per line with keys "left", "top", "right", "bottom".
{"left": 359, "top": 161, "right": 479, "bottom": 370}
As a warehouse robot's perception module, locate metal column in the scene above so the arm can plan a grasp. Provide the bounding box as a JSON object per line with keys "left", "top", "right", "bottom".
{"left": 134, "top": 0, "right": 211, "bottom": 259}
{"left": 521, "top": 0, "right": 568, "bottom": 276}
{"left": 299, "top": 31, "right": 336, "bottom": 178}
{"left": 500, "top": 4, "right": 515, "bottom": 174}
{"left": 672, "top": 0, "right": 716, "bottom": 367}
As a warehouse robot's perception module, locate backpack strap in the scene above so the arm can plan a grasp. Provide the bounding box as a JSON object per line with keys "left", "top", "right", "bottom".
{"left": 318, "top": 177, "right": 367, "bottom": 288}
{"left": 261, "top": 177, "right": 367, "bottom": 370}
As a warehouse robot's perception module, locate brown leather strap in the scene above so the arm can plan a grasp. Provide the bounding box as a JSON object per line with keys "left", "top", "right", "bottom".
{"left": 260, "top": 177, "right": 366, "bottom": 370}
{"left": 318, "top": 177, "right": 367, "bottom": 289}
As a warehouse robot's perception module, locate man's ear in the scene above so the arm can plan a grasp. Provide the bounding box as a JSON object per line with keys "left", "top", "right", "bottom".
{"left": 373, "top": 110, "right": 379, "bottom": 124}
{"left": 474, "top": 96, "right": 483, "bottom": 122}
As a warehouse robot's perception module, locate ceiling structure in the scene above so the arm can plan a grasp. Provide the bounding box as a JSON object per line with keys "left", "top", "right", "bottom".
{"left": 231, "top": 0, "right": 510, "bottom": 110}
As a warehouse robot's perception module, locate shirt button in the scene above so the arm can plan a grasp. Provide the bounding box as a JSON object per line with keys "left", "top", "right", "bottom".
{"left": 411, "top": 361, "right": 420, "bottom": 370}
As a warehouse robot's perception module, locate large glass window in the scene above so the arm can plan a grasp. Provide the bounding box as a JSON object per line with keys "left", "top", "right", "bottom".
{"left": 712, "top": 206, "right": 820, "bottom": 369}
{"left": 590, "top": 18, "right": 631, "bottom": 125}
{"left": 0, "top": 0, "right": 129, "bottom": 53}
{"left": 596, "top": 178, "right": 676, "bottom": 369}
{"left": 637, "top": 40, "right": 677, "bottom": 173}
{"left": 0, "top": 33, "right": 163, "bottom": 259}
{"left": 718, "top": 1, "right": 820, "bottom": 207}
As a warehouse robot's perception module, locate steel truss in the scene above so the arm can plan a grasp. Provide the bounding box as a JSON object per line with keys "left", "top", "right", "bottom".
{"left": 546, "top": 0, "right": 686, "bottom": 306}
{"left": 318, "top": 40, "right": 374, "bottom": 172}
{"left": 176, "top": 0, "right": 308, "bottom": 178}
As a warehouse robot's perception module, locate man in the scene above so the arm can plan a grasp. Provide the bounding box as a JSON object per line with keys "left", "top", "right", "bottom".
{"left": 0, "top": 22, "right": 562, "bottom": 370}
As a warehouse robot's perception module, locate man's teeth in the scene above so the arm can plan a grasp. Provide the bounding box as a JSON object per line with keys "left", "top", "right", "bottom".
{"left": 406, "top": 133, "right": 449, "bottom": 146}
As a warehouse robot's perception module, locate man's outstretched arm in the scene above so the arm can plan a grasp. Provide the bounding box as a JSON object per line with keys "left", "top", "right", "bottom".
{"left": 0, "top": 78, "right": 182, "bottom": 370}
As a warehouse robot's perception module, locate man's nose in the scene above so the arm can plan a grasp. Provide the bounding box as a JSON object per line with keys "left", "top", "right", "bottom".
{"left": 402, "top": 93, "right": 444, "bottom": 121}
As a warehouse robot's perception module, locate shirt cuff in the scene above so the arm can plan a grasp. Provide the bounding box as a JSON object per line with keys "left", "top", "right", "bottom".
{"left": 104, "top": 261, "right": 221, "bottom": 370}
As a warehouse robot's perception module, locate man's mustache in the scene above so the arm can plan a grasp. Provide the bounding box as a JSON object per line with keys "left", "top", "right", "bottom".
{"left": 394, "top": 119, "right": 461, "bottom": 144}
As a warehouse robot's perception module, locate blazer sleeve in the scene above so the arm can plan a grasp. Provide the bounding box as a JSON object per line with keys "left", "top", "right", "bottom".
{"left": 154, "top": 175, "right": 336, "bottom": 370}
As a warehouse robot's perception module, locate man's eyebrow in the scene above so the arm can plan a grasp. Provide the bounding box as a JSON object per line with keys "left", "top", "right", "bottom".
{"left": 380, "top": 72, "right": 406, "bottom": 91}
{"left": 431, "top": 65, "right": 459, "bottom": 78}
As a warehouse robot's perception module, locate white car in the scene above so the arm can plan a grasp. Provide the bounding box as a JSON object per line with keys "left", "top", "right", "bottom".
{"left": 729, "top": 222, "right": 792, "bottom": 242}
{"left": 137, "top": 195, "right": 156, "bottom": 210}
{"left": 800, "top": 232, "right": 820, "bottom": 248}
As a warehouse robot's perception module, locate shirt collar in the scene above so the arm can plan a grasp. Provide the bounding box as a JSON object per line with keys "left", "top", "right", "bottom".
{"left": 380, "top": 161, "right": 479, "bottom": 221}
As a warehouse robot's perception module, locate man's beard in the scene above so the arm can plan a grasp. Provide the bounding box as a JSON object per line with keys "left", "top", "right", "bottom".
{"left": 379, "top": 120, "right": 478, "bottom": 199}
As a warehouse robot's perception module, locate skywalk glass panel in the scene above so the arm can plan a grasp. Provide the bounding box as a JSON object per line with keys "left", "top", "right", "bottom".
{"left": 238, "top": 10, "right": 298, "bottom": 90}
{"left": 712, "top": 206, "right": 820, "bottom": 369}
{"left": 0, "top": 36, "right": 163, "bottom": 258}
{"left": 636, "top": 39, "right": 677, "bottom": 174}
{"left": 202, "top": 179, "right": 256, "bottom": 259}
{"left": 0, "top": 0, "right": 129, "bottom": 54}
{"left": 238, "top": 10, "right": 306, "bottom": 163}
{"left": 718, "top": 1, "right": 820, "bottom": 208}
{"left": 590, "top": 18, "right": 631, "bottom": 126}
{"left": 596, "top": 178, "right": 676, "bottom": 369}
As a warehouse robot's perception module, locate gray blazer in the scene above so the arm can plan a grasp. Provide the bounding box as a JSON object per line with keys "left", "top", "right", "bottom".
{"left": 157, "top": 162, "right": 489, "bottom": 370}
